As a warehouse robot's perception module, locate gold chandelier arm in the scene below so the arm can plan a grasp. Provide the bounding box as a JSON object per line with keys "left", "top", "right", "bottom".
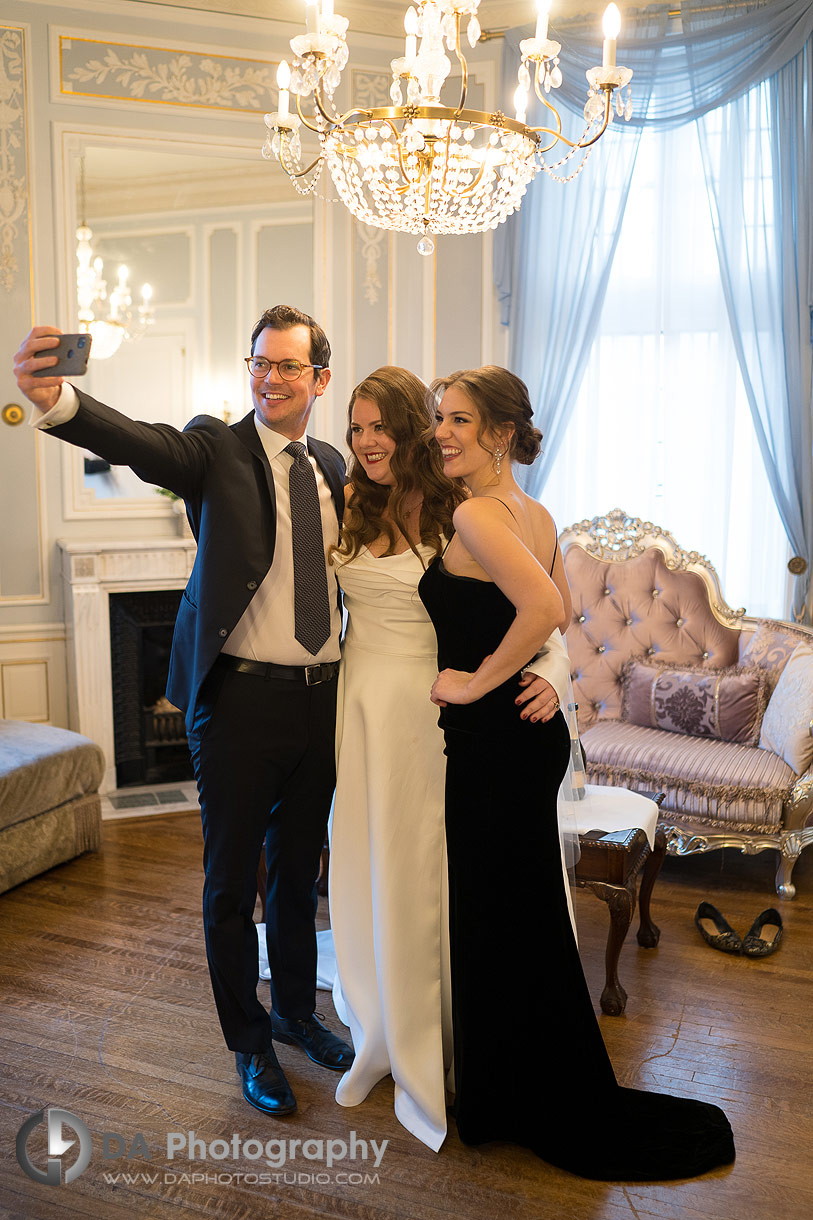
{"left": 457, "top": 158, "right": 486, "bottom": 198}
{"left": 451, "top": 14, "right": 468, "bottom": 118}
{"left": 396, "top": 140, "right": 423, "bottom": 189}
{"left": 279, "top": 139, "right": 324, "bottom": 180}
{"left": 295, "top": 90, "right": 325, "bottom": 134}
{"left": 528, "top": 88, "right": 613, "bottom": 150}
{"left": 438, "top": 116, "right": 456, "bottom": 196}
{"left": 311, "top": 71, "right": 374, "bottom": 131}
{"left": 423, "top": 166, "right": 433, "bottom": 223}
{"left": 531, "top": 60, "right": 563, "bottom": 139}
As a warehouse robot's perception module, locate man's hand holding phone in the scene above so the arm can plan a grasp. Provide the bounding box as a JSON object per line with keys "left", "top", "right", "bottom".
{"left": 12, "top": 327, "right": 92, "bottom": 416}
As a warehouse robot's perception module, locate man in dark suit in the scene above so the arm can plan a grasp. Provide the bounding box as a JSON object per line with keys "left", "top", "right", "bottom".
{"left": 14, "top": 305, "right": 354, "bottom": 1117}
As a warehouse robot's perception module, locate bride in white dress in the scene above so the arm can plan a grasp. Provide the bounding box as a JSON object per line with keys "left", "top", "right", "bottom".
{"left": 326, "top": 368, "right": 569, "bottom": 1151}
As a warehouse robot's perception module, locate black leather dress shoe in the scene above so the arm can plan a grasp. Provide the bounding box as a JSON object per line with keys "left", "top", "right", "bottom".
{"left": 271, "top": 1013, "right": 355, "bottom": 1070}
{"left": 743, "top": 908, "right": 783, "bottom": 957}
{"left": 694, "top": 901, "right": 743, "bottom": 954}
{"left": 235, "top": 1049, "right": 297, "bottom": 1116}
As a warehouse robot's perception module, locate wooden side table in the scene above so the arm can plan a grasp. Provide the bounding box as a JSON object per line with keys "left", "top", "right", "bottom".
{"left": 574, "top": 793, "right": 666, "bottom": 1016}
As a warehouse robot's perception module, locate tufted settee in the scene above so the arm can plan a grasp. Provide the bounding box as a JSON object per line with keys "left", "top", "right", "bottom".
{"left": 560, "top": 511, "right": 813, "bottom": 899}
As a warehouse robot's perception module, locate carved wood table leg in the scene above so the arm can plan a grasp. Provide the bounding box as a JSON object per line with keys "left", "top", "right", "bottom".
{"left": 637, "top": 826, "right": 665, "bottom": 948}
{"left": 584, "top": 879, "right": 635, "bottom": 1016}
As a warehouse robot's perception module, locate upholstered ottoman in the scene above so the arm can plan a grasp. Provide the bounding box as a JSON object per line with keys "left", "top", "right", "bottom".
{"left": 0, "top": 719, "right": 104, "bottom": 894}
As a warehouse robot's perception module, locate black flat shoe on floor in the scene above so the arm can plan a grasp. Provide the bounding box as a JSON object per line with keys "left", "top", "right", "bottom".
{"left": 694, "top": 901, "right": 743, "bottom": 954}
{"left": 743, "top": 908, "right": 783, "bottom": 957}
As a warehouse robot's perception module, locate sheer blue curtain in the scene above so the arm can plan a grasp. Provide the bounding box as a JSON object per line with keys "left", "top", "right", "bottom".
{"left": 693, "top": 34, "right": 813, "bottom": 618}
{"left": 496, "top": 0, "right": 813, "bottom": 618}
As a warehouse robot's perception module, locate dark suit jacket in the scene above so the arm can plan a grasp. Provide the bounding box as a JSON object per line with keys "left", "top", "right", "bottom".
{"left": 50, "top": 390, "right": 346, "bottom": 730}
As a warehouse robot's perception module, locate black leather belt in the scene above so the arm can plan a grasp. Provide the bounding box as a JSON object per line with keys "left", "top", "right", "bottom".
{"left": 217, "top": 654, "right": 340, "bottom": 686}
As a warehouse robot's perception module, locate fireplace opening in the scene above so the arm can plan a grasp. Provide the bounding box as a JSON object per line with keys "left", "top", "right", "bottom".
{"left": 109, "top": 591, "right": 193, "bottom": 787}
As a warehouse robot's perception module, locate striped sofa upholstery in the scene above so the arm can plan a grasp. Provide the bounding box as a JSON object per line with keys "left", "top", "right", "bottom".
{"left": 560, "top": 510, "right": 813, "bottom": 899}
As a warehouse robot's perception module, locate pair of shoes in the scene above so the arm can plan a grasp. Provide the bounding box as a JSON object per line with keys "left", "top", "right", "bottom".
{"left": 742, "top": 908, "right": 783, "bottom": 957}
{"left": 236, "top": 1049, "right": 297, "bottom": 1116}
{"left": 271, "top": 1012, "right": 355, "bottom": 1070}
{"left": 694, "top": 902, "right": 784, "bottom": 958}
{"left": 694, "top": 902, "right": 744, "bottom": 954}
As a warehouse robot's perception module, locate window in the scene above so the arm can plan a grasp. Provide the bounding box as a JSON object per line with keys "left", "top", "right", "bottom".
{"left": 541, "top": 112, "right": 790, "bottom": 618}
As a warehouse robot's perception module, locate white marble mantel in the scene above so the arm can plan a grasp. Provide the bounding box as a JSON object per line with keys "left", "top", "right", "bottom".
{"left": 59, "top": 538, "right": 196, "bottom": 793}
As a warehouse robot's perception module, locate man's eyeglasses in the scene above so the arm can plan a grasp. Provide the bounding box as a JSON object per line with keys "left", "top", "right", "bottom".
{"left": 244, "top": 357, "right": 324, "bottom": 381}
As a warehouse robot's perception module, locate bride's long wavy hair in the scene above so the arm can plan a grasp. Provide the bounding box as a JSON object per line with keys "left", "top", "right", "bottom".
{"left": 331, "top": 366, "right": 466, "bottom": 567}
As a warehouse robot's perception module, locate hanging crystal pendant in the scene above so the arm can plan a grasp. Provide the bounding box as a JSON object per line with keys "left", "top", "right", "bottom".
{"left": 467, "top": 16, "right": 481, "bottom": 47}
{"left": 417, "top": 234, "right": 435, "bottom": 256}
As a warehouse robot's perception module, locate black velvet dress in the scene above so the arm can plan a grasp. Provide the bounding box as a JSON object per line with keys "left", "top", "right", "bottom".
{"left": 418, "top": 556, "right": 735, "bottom": 1180}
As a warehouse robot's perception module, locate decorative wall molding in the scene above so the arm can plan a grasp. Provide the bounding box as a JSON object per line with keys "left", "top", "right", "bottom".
{"left": 56, "top": 30, "right": 277, "bottom": 115}
{"left": 0, "top": 27, "right": 27, "bottom": 293}
{"left": 359, "top": 224, "right": 386, "bottom": 306}
{"left": 0, "top": 24, "right": 47, "bottom": 607}
{"left": 0, "top": 624, "right": 68, "bottom": 726}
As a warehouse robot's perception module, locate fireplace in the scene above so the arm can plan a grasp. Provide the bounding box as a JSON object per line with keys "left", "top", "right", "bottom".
{"left": 109, "top": 590, "right": 193, "bottom": 787}
{"left": 59, "top": 538, "right": 196, "bottom": 793}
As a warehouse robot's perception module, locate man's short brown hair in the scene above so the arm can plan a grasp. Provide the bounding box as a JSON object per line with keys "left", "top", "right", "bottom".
{"left": 250, "top": 305, "right": 330, "bottom": 369}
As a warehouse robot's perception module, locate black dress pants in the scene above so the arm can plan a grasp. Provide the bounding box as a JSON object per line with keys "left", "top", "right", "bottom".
{"left": 187, "top": 661, "right": 338, "bottom": 1053}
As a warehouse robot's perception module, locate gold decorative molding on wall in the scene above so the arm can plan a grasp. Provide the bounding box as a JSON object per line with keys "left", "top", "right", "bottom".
{"left": 2, "top": 403, "right": 25, "bottom": 426}
{"left": 0, "top": 28, "right": 27, "bottom": 292}
{"left": 59, "top": 34, "right": 276, "bottom": 113}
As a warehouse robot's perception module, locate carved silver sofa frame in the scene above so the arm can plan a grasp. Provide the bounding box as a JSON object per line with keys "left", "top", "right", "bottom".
{"left": 559, "top": 509, "right": 813, "bottom": 899}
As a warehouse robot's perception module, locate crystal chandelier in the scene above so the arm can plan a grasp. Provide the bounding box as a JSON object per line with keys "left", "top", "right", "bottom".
{"left": 76, "top": 158, "right": 155, "bottom": 359}
{"left": 263, "top": 1, "right": 632, "bottom": 254}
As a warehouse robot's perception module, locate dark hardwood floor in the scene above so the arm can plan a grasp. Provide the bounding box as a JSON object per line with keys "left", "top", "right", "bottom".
{"left": 1, "top": 812, "right": 811, "bottom": 1220}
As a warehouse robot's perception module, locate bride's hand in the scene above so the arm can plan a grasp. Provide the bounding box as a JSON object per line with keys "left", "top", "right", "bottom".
{"left": 430, "top": 668, "right": 476, "bottom": 705}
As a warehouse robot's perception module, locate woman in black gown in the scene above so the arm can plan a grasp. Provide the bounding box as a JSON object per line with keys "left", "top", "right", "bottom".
{"left": 417, "top": 366, "right": 735, "bottom": 1180}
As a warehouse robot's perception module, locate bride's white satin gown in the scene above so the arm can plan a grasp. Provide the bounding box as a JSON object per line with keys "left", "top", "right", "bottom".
{"left": 327, "top": 544, "right": 453, "bottom": 1151}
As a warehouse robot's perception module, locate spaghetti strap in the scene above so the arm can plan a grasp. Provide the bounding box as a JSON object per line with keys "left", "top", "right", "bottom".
{"left": 549, "top": 537, "right": 558, "bottom": 577}
{"left": 483, "top": 497, "right": 518, "bottom": 523}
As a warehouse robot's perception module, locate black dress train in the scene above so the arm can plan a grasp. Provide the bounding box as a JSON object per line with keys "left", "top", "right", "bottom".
{"left": 418, "top": 557, "right": 735, "bottom": 1180}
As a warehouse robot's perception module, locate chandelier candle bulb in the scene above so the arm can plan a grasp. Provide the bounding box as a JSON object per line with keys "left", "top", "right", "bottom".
{"left": 602, "top": 4, "right": 621, "bottom": 68}
{"left": 404, "top": 6, "right": 418, "bottom": 63}
{"left": 535, "top": 0, "right": 551, "bottom": 43}
{"left": 305, "top": 0, "right": 319, "bottom": 34}
{"left": 514, "top": 84, "right": 528, "bottom": 123}
{"left": 277, "top": 60, "right": 291, "bottom": 121}
{"left": 321, "top": 0, "right": 334, "bottom": 18}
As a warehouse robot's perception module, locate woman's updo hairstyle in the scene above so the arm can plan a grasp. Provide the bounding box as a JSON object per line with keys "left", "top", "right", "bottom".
{"left": 430, "top": 365, "right": 542, "bottom": 465}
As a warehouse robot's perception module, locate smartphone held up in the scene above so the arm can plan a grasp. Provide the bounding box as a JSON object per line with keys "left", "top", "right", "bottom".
{"left": 32, "top": 333, "right": 93, "bottom": 378}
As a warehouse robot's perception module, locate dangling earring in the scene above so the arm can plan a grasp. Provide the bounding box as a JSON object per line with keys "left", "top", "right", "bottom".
{"left": 492, "top": 446, "right": 503, "bottom": 475}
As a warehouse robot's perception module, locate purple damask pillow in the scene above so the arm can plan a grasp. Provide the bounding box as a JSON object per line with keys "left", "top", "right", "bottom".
{"left": 739, "top": 621, "right": 809, "bottom": 675}
{"left": 621, "top": 659, "right": 769, "bottom": 745}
